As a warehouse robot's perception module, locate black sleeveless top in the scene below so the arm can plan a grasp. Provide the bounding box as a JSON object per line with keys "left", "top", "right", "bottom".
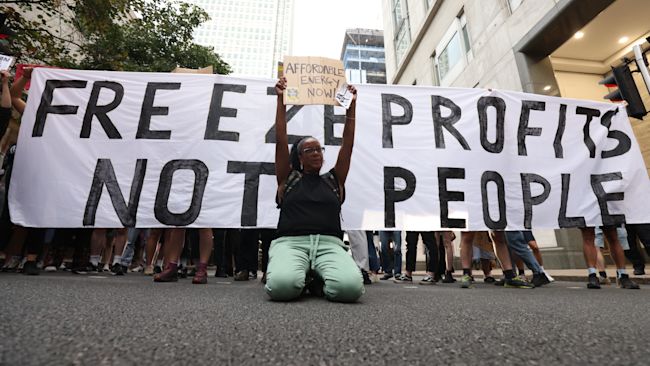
{"left": 276, "top": 169, "right": 343, "bottom": 239}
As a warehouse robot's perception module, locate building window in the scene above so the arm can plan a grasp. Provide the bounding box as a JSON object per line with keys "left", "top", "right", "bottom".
{"left": 392, "top": 0, "right": 411, "bottom": 63}
{"left": 433, "top": 10, "right": 472, "bottom": 85}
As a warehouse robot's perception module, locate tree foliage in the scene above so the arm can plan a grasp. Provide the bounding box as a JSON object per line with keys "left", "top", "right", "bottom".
{"left": 0, "top": 0, "right": 231, "bottom": 73}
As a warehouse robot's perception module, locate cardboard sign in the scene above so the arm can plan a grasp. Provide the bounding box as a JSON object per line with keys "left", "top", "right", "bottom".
{"left": 283, "top": 56, "right": 347, "bottom": 106}
{"left": 0, "top": 54, "right": 14, "bottom": 71}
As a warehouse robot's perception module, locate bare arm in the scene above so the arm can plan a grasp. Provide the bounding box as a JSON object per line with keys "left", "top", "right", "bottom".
{"left": 274, "top": 77, "right": 290, "bottom": 186}
{"left": 0, "top": 71, "right": 10, "bottom": 109}
{"left": 10, "top": 67, "right": 32, "bottom": 114}
{"left": 333, "top": 84, "right": 357, "bottom": 186}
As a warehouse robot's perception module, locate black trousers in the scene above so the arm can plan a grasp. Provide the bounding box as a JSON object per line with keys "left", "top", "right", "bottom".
{"left": 625, "top": 224, "right": 650, "bottom": 269}
{"left": 213, "top": 229, "right": 233, "bottom": 275}
{"left": 259, "top": 229, "right": 276, "bottom": 273}
{"left": 405, "top": 231, "right": 438, "bottom": 273}
{"left": 234, "top": 229, "right": 260, "bottom": 273}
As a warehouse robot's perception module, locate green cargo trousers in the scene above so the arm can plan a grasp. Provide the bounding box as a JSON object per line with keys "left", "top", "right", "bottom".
{"left": 264, "top": 234, "right": 364, "bottom": 302}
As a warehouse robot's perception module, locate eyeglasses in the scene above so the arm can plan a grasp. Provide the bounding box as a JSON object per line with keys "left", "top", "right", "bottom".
{"left": 301, "top": 146, "right": 325, "bottom": 155}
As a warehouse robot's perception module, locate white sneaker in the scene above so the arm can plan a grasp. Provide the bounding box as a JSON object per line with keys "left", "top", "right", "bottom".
{"left": 130, "top": 265, "right": 143, "bottom": 273}
{"left": 370, "top": 273, "right": 379, "bottom": 283}
{"left": 44, "top": 265, "right": 57, "bottom": 272}
{"left": 543, "top": 270, "right": 555, "bottom": 282}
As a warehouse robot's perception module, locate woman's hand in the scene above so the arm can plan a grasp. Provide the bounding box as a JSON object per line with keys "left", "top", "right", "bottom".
{"left": 22, "top": 67, "right": 33, "bottom": 80}
{"left": 0, "top": 71, "right": 9, "bottom": 84}
{"left": 275, "top": 77, "right": 287, "bottom": 97}
{"left": 347, "top": 84, "right": 357, "bottom": 102}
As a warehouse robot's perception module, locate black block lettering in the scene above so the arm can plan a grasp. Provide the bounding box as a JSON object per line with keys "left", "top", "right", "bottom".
{"left": 553, "top": 104, "right": 567, "bottom": 158}
{"left": 600, "top": 109, "right": 632, "bottom": 158}
{"left": 576, "top": 106, "right": 600, "bottom": 158}
{"left": 227, "top": 161, "right": 276, "bottom": 226}
{"left": 83, "top": 159, "right": 147, "bottom": 227}
{"left": 520, "top": 173, "right": 551, "bottom": 229}
{"left": 205, "top": 83, "right": 246, "bottom": 141}
{"left": 481, "top": 171, "right": 507, "bottom": 229}
{"left": 265, "top": 87, "right": 307, "bottom": 144}
{"left": 154, "top": 160, "right": 209, "bottom": 226}
{"left": 81, "top": 81, "right": 124, "bottom": 139}
{"left": 33, "top": 80, "right": 87, "bottom": 137}
{"left": 591, "top": 172, "right": 626, "bottom": 226}
{"left": 384, "top": 167, "right": 416, "bottom": 228}
{"left": 558, "top": 173, "right": 586, "bottom": 227}
{"left": 517, "top": 101, "right": 545, "bottom": 156}
{"left": 136, "top": 82, "right": 181, "bottom": 140}
{"left": 381, "top": 94, "right": 412, "bottom": 148}
{"left": 438, "top": 167, "right": 466, "bottom": 228}
{"left": 478, "top": 96, "right": 506, "bottom": 153}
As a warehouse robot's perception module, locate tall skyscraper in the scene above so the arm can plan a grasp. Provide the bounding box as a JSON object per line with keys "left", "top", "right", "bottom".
{"left": 188, "top": 0, "right": 294, "bottom": 78}
{"left": 340, "top": 29, "right": 386, "bottom": 84}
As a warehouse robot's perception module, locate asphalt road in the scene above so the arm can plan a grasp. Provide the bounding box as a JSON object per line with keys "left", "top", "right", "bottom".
{"left": 1, "top": 272, "right": 648, "bottom": 366}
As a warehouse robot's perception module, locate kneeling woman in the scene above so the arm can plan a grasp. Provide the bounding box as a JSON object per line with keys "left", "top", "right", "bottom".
{"left": 265, "top": 78, "right": 363, "bottom": 302}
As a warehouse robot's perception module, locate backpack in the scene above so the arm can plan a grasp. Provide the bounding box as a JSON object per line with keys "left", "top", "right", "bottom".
{"left": 277, "top": 169, "right": 343, "bottom": 207}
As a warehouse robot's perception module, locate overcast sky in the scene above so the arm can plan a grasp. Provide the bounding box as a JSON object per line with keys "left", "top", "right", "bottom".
{"left": 291, "top": 0, "right": 384, "bottom": 59}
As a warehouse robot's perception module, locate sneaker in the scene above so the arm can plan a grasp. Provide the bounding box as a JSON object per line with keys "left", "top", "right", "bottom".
{"left": 532, "top": 273, "right": 550, "bottom": 287}
{"left": 361, "top": 270, "right": 372, "bottom": 285}
{"left": 442, "top": 272, "right": 456, "bottom": 283}
{"left": 484, "top": 276, "right": 496, "bottom": 284}
{"left": 494, "top": 278, "right": 506, "bottom": 286}
{"left": 187, "top": 267, "right": 197, "bottom": 277}
{"left": 370, "top": 272, "right": 380, "bottom": 283}
{"left": 633, "top": 267, "right": 646, "bottom": 276}
{"left": 44, "top": 265, "right": 57, "bottom": 272}
{"left": 419, "top": 274, "right": 436, "bottom": 285}
{"left": 101, "top": 263, "right": 110, "bottom": 273}
{"left": 617, "top": 274, "right": 640, "bottom": 289}
{"left": 600, "top": 276, "right": 611, "bottom": 285}
{"left": 249, "top": 271, "right": 258, "bottom": 280}
{"left": 59, "top": 262, "right": 72, "bottom": 272}
{"left": 192, "top": 268, "right": 208, "bottom": 284}
{"left": 214, "top": 269, "right": 229, "bottom": 278}
{"left": 130, "top": 265, "right": 144, "bottom": 273}
{"left": 233, "top": 270, "right": 249, "bottom": 281}
{"left": 380, "top": 273, "right": 393, "bottom": 280}
{"left": 543, "top": 271, "right": 555, "bottom": 282}
{"left": 153, "top": 266, "right": 178, "bottom": 282}
{"left": 504, "top": 276, "right": 534, "bottom": 289}
{"left": 111, "top": 263, "right": 125, "bottom": 276}
{"left": 154, "top": 265, "right": 162, "bottom": 274}
{"left": 587, "top": 274, "right": 601, "bottom": 289}
{"left": 178, "top": 266, "right": 187, "bottom": 279}
{"left": 22, "top": 261, "right": 40, "bottom": 276}
{"left": 393, "top": 274, "right": 412, "bottom": 283}
{"left": 460, "top": 274, "right": 473, "bottom": 288}
{"left": 1, "top": 257, "right": 21, "bottom": 272}
{"left": 144, "top": 265, "right": 154, "bottom": 276}
{"left": 72, "top": 264, "right": 98, "bottom": 275}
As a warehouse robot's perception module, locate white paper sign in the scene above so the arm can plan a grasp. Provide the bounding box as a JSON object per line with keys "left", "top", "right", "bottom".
{"left": 0, "top": 54, "right": 15, "bottom": 71}
{"left": 8, "top": 69, "right": 650, "bottom": 230}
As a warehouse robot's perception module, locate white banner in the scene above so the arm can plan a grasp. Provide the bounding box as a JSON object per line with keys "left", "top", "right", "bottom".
{"left": 8, "top": 69, "right": 650, "bottom": 230}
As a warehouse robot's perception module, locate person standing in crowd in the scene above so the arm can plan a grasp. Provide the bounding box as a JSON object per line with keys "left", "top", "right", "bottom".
{"left": 580, "top": 226, "right": 639, "bottom": 289}
{"left": 436, "top": 231, "right": 456, "bottom": 283}
{"left": 504, "top": 231, "right": 550, "bottom": 287}
{"left": 348, "top": 230, "right": 379, "bottom": 285}
{"left": 379, "top": 230, "right": 402, "bottom": 280}
{"left": 459, "top": 231, "right": 532, "bottom": 289}
{"left": 393, "top": 231, "right": 438, "bottom": 284}
{"left": 264, "top": 77, "right": 363, "bottom": 302}
{"left": 624, "top": 224, "right": 650, "bottom": 275}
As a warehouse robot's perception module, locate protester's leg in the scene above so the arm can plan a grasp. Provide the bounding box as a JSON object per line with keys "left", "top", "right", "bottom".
{"left": 89, "top": 228, "right": 107, "bottom": 270}
{"left": 421, "top": 231, "right": 438, "bottom": 275}
{"left": 504, "top": 231, "right": 542, "bottom": 274}
{"left": 313, "top": 236, "right": 364, "bottom": 303}
{"left": 379, "top": 231, "right": 394, "bottom": 278}
{"left": 241, "top": 229, "right": 260, "bottom": 278}
{"left": 366, "top": 231, "right": 380, "bottom": 273}
{"left": 264, "top": 236, "right": 310, "bottom": 301}
{"left": 392, "top": 231, "right": 403, "bottom": 276}
{"left": 491, "top": 231, "right": 532, "bottom": 288}
{"left": 260, "top": 229, "right": 274, "bottom": 281}
{"left": 631, "top": 224, "right": 650, "bottom": 257}
{"left": 624, "top": 224, "right": 645, "bottom": 274}
{"left": 403, "top": 231, "right": 418, "bottom": 277}
{"left": 348, "top": 230, "right": 369, "bottom": 271}
{"left": 192, "top": 228, "right": 213, "bottom": 284}
{"left": 120, "top": 228, "right": 140, "bottom": 269}
{"left": 603, "top": 226, "right": 638, "bottom": 290}
{"left": 110, "top": 228, "right": 128, "bottom": 275}
{"left": 154, "top": 228, "right": 185, "bottom": 282}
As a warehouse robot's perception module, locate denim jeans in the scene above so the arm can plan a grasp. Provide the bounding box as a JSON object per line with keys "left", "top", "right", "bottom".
{"left": 504, "top": 231, "right": 542, "bottom": 274}
{"left": 379, "top": 231, "right": 402, "bottom": 275}
{"left": 366, "top": 231, "right": 380, "bottom": 272}
{"left": 120, "top": 228, "right": 145, "bottom": 267}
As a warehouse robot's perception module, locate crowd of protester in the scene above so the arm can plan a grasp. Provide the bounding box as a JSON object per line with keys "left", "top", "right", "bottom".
{"left": 1, "top": 69, "right": 649, "bottom": 300}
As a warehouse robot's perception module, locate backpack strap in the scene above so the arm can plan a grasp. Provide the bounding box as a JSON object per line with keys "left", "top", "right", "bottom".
{"left": 276, "top": 170, "right": 303, "bottom": 207}
{"left": 323, "top": 169, "right": 344, "bottom": 203}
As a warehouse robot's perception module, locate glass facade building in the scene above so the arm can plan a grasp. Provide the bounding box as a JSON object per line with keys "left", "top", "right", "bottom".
{"left": 187, "top": 0, "right": 294, "bottom": 78}
{"left": 340, "top": 29, "right": 386, "bottom": 84}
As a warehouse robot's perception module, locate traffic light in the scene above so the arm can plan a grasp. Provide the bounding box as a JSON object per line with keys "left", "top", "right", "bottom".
{"left": 600, "top": 64, "right": 647, "bottom": 120}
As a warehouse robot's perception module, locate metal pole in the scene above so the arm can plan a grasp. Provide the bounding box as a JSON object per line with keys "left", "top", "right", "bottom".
{"left": 633, "top": 44, "right": 650, "bottom": 94}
